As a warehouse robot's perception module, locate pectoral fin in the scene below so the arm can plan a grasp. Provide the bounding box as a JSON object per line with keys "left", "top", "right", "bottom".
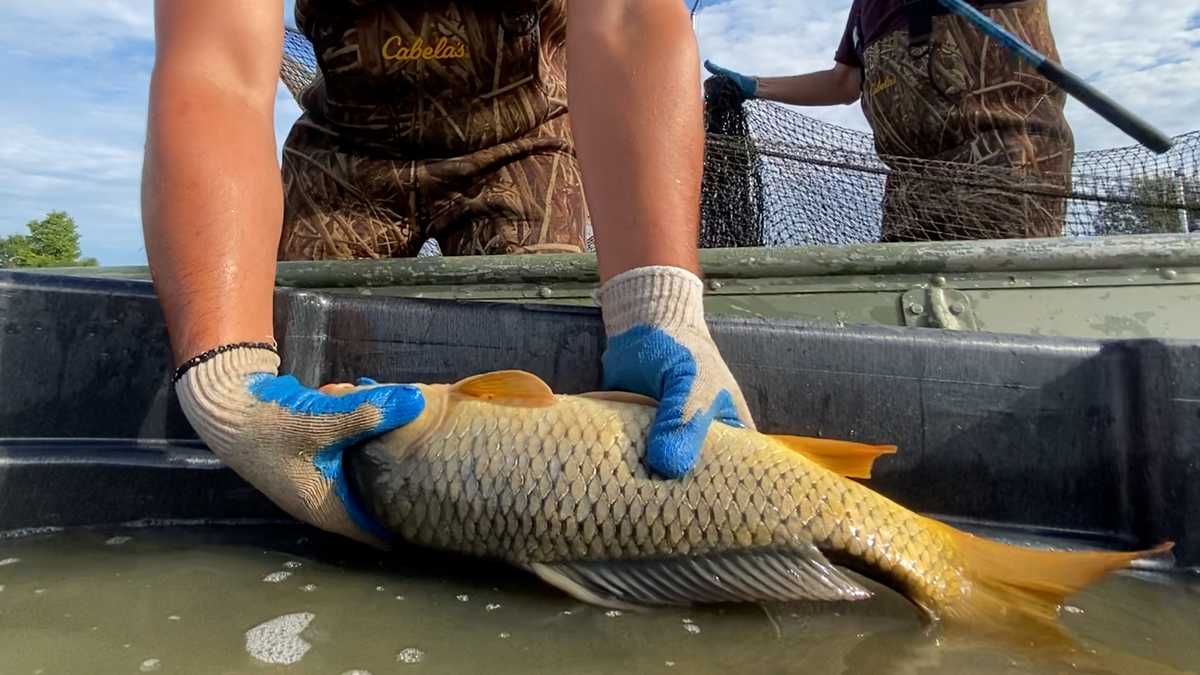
{"left": 527, "top": 545, "right": 872, "bottom": 610}
{"left": 451, "top": 371, "right": 557, "bottom": 407}
{"left": 768, "top": 435, "right": 897, "bottom": 479}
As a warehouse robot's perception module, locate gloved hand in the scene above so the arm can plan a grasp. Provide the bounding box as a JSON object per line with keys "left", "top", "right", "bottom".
{"left": 172, "top": 343, "right": 424, "bottom": 547}
{"left": 597, "top": 266, "right": 756, "bottom": 479}
{"left": 704, "top": 59, "right": 758, "bottom": 99}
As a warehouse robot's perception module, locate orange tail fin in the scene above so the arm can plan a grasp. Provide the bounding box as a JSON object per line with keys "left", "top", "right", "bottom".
{"left": 927, "top": 518, "right": 1173, "bottom": 633}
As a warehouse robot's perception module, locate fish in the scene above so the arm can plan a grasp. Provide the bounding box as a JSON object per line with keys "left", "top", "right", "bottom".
{"left": 338, "top": 370, "right": 1172, "bottom": 635}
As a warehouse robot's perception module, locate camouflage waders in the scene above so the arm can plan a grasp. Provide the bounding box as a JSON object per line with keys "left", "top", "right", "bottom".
{"left": 279, "top": 1, "right": 587, "bottom": 260}
{"left": 860, "top": 0, "right": 1075, "bottom": 241}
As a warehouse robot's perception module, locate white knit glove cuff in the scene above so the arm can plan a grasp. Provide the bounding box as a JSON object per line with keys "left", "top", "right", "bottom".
{"left": 597, "top": 266, "right": 708, "bottom": 336}
{"left": 173, "top": 346, "right": 281, "bottom": 458}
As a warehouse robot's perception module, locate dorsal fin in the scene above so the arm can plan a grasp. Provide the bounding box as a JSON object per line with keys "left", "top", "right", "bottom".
{"left": 577, "top": 391, "right": 660, "bottom": 407}
{"left": 451, "top": 371, "right": 556, "bottom": 407}
{"left": 768, "top": 435, "right": 897, "bottom": 479}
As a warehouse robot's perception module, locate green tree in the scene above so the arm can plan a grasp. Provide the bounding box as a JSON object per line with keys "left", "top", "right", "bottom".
{"left": 0, "top": 211, "right": 98, "bottom": 268}
{"left": 1094, "top": 175, "right": 1199, "bottom": 236}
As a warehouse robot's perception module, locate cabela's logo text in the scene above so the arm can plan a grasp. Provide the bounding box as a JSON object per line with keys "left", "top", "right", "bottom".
{"left": 382, "top": 36, "right": 468, "bottom": 62}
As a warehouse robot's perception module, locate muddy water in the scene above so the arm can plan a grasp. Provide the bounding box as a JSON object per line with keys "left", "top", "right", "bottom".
{"left": 0, "top": 526, "right": 1196, "bottom": 674}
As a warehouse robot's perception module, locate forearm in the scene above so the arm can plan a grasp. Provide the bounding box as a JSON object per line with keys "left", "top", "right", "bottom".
{"left": 567, "top": 1, "right": 703, "bottom": 281}
{"left": 141, "top": 76, "right": 282, "bottom": 366}
{"left": 755, "top": 67, "right": 862, "bottom": 106}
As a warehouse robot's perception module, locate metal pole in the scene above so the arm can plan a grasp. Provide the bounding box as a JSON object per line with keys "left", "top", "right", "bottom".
{"left": 1176, "top": 171, "right": 1191, "bottom": 234}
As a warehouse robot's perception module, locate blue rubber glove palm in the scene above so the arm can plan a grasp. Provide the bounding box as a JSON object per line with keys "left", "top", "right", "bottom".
{"left": 598, "top": 267, "right": 756, "bottom": 479}
{"left": 173, "top": 345, "right": 424, "bottom": 547}
{"left": 704, "top": 59, "right": 759, "bottom": 99}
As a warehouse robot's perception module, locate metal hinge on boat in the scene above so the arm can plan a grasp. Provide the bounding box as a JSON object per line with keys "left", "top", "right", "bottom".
{"left": 901, "top": 277, "right": 979, "bottom": 331}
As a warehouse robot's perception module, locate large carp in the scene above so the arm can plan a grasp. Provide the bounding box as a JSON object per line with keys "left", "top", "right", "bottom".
{"left": 339, "top": 371, "right": 1169, "bottom": 633}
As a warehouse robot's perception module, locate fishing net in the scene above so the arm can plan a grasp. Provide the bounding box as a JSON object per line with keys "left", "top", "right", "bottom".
{"left": 279, "top": 27, "right": 1198, "bottom": 253}
{"left": 699, "top": 76, "right": 1199, "bottom": 248}
{"left": 281, "top": 26, "right": 318, "bottom": 107}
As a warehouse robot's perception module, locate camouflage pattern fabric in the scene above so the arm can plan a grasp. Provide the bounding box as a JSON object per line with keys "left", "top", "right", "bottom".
{"left": 280, "top": 0, "right": 587, "bottom": 260}
{"left": 860, "top": 0, "right": 1075, "bottom": 241}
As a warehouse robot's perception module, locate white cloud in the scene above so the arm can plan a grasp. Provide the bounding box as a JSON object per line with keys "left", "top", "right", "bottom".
{"left": 0, "top": 1, "right": 152, "bottom": 57}
{"left": 0, "top": 127, "right": 142, "bottom": 185}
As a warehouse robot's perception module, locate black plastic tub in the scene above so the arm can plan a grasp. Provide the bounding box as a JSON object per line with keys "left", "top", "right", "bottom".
{"left": 0, "top": 270, "right": 1197, "bottom": 568}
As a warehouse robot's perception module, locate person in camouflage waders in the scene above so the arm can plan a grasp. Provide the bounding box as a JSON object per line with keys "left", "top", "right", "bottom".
{"left": 144, "top": 0, "right": 758, "bottom": 546}
{"left": 705, "top": 0, "right": 1076, "bottom": 241}
{"left": 281, "top": 1, "right": 587, "bottom": 259}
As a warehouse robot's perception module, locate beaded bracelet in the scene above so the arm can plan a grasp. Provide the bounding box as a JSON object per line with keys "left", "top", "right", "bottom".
{"left": 171, "top": 341, "right": 279, "bottom": 384}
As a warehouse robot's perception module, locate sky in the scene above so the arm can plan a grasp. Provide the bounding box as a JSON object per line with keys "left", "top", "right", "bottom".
{"left": 0, "top": 1, "right": 1197, "bottom": 266}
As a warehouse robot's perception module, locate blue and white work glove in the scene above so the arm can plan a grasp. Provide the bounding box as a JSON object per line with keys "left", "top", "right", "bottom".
{"left": 173, "top": 343, "right": 424, "bottom": 547}
{"left": 598, "top": 266, "right": 756, "bottom": 479}
{"left": 704, "top": 60, "right": 759, "bottom": 100}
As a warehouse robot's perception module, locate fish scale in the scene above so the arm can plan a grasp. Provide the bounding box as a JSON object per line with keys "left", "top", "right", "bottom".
{"left": 344, "top": 371, "right": 1168, "bottom": 629}
{"left": 351, "top": 382, "right": 957, "bottom": 610}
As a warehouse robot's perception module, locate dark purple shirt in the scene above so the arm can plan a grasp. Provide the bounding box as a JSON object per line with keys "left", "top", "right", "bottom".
{"left": 834, "top": 0, "right": 1022, "bottom": 68}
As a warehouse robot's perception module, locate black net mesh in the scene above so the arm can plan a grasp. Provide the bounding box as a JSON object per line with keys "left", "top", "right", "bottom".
{"left": 699, "top": 76, "right": 1199, "bottom": 247}
{"left": 281, "top": 26, "right": 318, "bottom": 107}
{"left": 280, "top": 27, "right": 1198, "bottom": 254}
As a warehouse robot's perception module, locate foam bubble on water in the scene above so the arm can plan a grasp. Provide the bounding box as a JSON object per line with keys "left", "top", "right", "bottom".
{"left": 245, "top": 612, "right": 315, "bottom": 665}
{"left": 33, "top": 588, "right": 46, "bottom": 595}
{"left": 341, "top": 671, "right": 374, "bottom": 675}
{"left": 665, "top": 661, "right": 676, "bottom": 668}
{"left": 300, "top": 584, "right": 318, "bottom": 593}
{"left": 605, "top": 610, "right": 623, "bottom": 618}
{"left": 0, "top": 557, "right": 19, "bottom": 566}
{"left": 1063, "top": 605, "right": 1085, "bottom": 615}
{"left": 105, "top": 536, "right": 132, "bottom": 546}
{"left": 498, "top": 632, "right": 511, "bottom": 639}
{"left": 375, "top": 585, "right": 386, "bottom": 592}
{"left": 395, "top": 595, "right": 405, "bottom": 601}
{"left": 168, "top": 615, "right": 181, "bottom": 621}
{"left": 485, "top": 603, "right": 501, "bottom": 611}
{"left": 176, "top": 455, "right": 222, "bottom": 466}
{"left": 395, "top": 647, "right": 425, "bottom": 664}
{"left": 0, "top": 526, "right": 62, "bottom": 541}
{"left": 263, "top": 571, "right": 292, "bottom": 583}
{"left": 456, "top": 594, "right": 469, "bottom": 602}
{"left": 283, "top": 561, "right": 303, "bottom": 569}
{"left": 139, "top": 658, "right": 162, "bottom": 672}
{"left": 682, "top": 623, "right": 701, "bottom": 635}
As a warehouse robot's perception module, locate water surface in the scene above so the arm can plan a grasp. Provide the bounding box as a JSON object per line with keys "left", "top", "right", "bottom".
{"left": 0, "top": 526, "right": 1196, "bottom": 674}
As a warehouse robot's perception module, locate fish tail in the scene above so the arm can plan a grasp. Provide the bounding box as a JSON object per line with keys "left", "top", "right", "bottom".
{"left": 927, "top": 518, "right": 1172, "bottom": 633}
